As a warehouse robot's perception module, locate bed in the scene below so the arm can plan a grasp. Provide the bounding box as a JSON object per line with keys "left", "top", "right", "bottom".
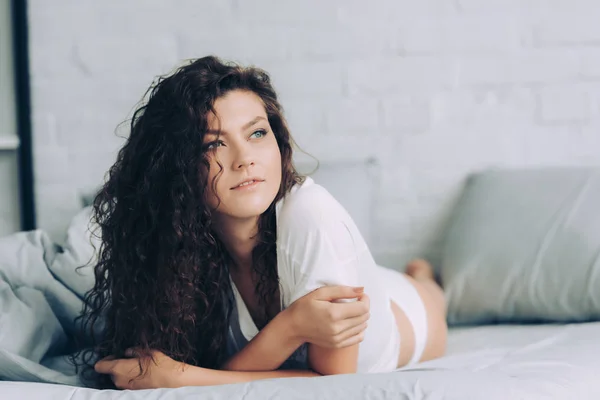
{"left": 2, "top": 165, "right": 600, "bottom": 399}
{"left": 1, "top": 322, "right": 598, "bottom": 399}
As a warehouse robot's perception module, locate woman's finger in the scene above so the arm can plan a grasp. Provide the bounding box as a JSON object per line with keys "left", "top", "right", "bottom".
{"left": 113, "top": 377, "right": 127, "bottom": 390}
{"left": 334, "top": 321, "right": 368, "bottom": 344}
{"left": 335, "top": 330, "right": 366, "bottom": 348}
{"left": 360, "top": 293, "right": 370, "bottom": 308}
{"left": 311, "top": 285, "right": 364, "bottom": 301}
{"left": 336, "top": 312, "right": 370, "bottom": 334}
{"left": 332, "top": 294, "right": 370, "bottom": 320}
{"left": 94, "top": 358, "right": 117, "bottom": 374}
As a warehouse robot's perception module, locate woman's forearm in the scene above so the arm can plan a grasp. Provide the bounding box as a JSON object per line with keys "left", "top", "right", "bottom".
{"left": 222, "top": 308, "right": 304, "bottom": 371}
{"left": 180, "top": 365, "right": 321, "bottom": 387}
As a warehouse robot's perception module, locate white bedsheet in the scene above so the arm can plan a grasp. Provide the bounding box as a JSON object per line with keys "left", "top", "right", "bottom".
{"left": 2, "top": 322, "right": 598, "bottom": 399}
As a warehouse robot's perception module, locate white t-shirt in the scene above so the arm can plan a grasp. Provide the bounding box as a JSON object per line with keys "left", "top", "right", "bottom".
{"left": 226, "top": 177, "right": 397, "bottom": 372}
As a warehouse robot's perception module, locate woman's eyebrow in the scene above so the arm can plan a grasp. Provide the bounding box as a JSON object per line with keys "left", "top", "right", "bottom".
{"left": 205, "top": 116, "right": 266, "bottom": 136}
{"left": 242, "top": 116, "right": 267, "bottom": 130}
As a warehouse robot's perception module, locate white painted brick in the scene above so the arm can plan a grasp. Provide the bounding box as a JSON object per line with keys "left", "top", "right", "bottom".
{"left": 457, "top": 50, "right": 580, "bottom": 86}
{"left": 178, "top": 27, "right": 289, "bottom": 64}
{"left": 346, "top": 57, "right": 459, "bottom": 96}
{"left": 394, "top": 129, "right": 528, "bottom": 168}
{"left": 397, "top": 16, "right": 524, "bottom": 54}
{"left": 31, "top": 112, "right": 59, "bottom": 146}
{"left": 325, "top": 97, "right": 380, "bottom": 135}
{"left": 521, "top": 125, "right": 591, "bottom": 166}
{"left": 34, "top": 183, "right": 81, "bottom": 214}
{"left": 33, "top": 145, "right": 71, "bottom": 184}
{"left": 338, "top": 0, "right": 457, "bottom": 24}
{"left": 534, "top": 14, "right": 600, "bottom": 46}
{"left": 372, "top": 202, "right": 414, "bottom": 250}
{"left": 581, "top": 49, "right": 600, "bottom": 79}
{"left": 296, "top": 135, "right": 385, "bottom": 164}
{"left": 380, "top": 95, "right": 431, "bottom": 132}
{"left": 371, "top": 225, "right": 414, "bottom": 255}
{"left": 431, "top": 87, "right": 536, "bottom": 128}
{"left": 285, "top": 24, "right": 393, "bottom": 61}
{"left": 543, "top": 0, "right": 600, "bottom": 11}
{"left": 68, "top": 149, "right": 120, "bottom": 192}
{"left": 29, "top": 3, "right": 182, "bottom": 79}
{"left": 235, "top": 0, "right": 339, "bottom": 26}
{"left": 537, "top": 84, "right": 592, "bottom": 123}
{"left": 160, "top": 1, "right": 234, "bottom": 30}
{"left": 74, "top": 35, "right": 179, "bottom": 77}
{"left": 280, "top": 99, "right": 328, "bottom": 139}
{"left": 28, "top": 36, "right": 80, "bottom": 80}
{"left": 577, "top": 124, "right": 600, "bottom": 164}
{"left": 55, "top": 111, "right": 124, "bottom": 148}
{"left": 26, "top": 0, "right": 600, "bottom": 253}
{"left": 456, "top": 0, "right": 548, "bottom": 14}
{"left": 376, "top": 167, "right": 413, "bottom": 203}
{"left": 30, "top": 79, "right": 77, "bottom": 116}
{"left": 31, "top": 77, "right": 144, "bottom": 121}
{"left": 30, "top": 1, "right": 192, "bottom": 39}
{"left": 592, "top": 88, "right": 600, "bottom": 118}
{"left": 268, "top": 62, "right": 345, "bottom": 98}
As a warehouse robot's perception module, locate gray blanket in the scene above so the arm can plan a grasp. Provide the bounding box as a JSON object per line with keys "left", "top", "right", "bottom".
{"left": 0, "top": 225, "right": 95, "bottom": 385}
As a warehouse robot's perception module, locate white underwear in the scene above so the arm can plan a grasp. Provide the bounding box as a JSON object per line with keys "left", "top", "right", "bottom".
{"left": 372, "top": 265, "right": 429, "bottom": 371}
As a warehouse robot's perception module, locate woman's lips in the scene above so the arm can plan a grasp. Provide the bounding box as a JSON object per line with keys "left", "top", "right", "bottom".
{"left": 231, "top": 180, "right": 264, "bottom": 191}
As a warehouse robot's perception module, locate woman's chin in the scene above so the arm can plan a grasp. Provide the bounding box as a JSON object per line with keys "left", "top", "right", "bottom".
{"left": 226, "top": 201, "right": 273, "bottom": 220}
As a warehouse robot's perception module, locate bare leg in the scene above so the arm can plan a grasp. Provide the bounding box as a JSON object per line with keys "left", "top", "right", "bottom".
{"left": 405, "top": 259, "right": 447, "bottom": 316}
{"left": 391, "top": 259, "right": 448, "bottom": 367}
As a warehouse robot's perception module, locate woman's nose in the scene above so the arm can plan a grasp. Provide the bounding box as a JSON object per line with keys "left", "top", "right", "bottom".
{"left": 232, "top": 142, "right": 255, "bottom": 170}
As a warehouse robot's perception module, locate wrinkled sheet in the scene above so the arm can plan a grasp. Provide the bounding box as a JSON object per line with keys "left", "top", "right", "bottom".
{"left": 1, "top": 227, "right": 599, "bottom": 399}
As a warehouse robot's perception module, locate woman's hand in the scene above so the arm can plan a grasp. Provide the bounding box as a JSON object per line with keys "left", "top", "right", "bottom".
{"left": 288, "top": 286, "right": 370, "bottom": 349}
{"left": 94, "top": 348, "right": 187, "bottom": 390}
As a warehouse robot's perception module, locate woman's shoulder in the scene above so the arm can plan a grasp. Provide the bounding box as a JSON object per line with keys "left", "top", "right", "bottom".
{"left": 276, "top": 177, "right": 350, "bottom": 231}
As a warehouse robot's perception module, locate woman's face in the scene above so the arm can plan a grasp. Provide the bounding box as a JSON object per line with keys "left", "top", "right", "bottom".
{"left": 203, "top": 90, "right": 282, "bottom": 221}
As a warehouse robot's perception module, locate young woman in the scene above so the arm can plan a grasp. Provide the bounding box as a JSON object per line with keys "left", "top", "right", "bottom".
{"left": 74, "top": 56, "right": 447, "bottom": 390}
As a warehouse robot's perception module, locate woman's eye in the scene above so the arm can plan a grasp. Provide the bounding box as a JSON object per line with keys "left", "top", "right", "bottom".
{"left": 250, "top": 129, "right": 267, "bottom": 139}
{"left": 205, "top": 140, "right": 224, "bottom": 150}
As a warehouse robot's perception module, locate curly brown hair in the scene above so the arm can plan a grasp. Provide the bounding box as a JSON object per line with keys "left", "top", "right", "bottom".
{"left": 69, "top": 56, "right": 304, "bottom": 389}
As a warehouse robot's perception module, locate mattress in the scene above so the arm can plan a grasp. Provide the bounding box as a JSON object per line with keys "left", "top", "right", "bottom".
{"left": 2, "top": 322, "right": 598, "bottom": 399}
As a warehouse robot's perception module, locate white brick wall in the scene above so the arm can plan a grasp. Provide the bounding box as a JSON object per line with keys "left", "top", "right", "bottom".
{"left": 28, "top": 0, "right": 600, "bottom": 270}
{"left": 537, "top": 84, "right": 595, "bottom": 123}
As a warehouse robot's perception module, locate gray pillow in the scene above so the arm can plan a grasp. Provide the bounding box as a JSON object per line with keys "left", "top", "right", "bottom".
{"left": 441, "top": 167, "right": 600, "bottom": 325}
